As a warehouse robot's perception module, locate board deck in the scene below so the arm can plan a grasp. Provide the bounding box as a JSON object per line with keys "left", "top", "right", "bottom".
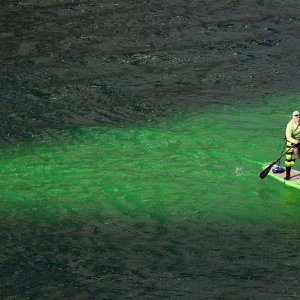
{"left": 268, "top": 165, "right": 300, "bottom": 189}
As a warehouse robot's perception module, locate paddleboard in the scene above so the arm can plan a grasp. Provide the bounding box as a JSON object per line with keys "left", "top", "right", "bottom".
{"left": 267, "top": 165, "right": 300, "bottom": 189}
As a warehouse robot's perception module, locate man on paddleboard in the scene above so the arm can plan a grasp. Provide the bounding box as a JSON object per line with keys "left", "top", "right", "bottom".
{"left": 285, "top": 111, "right": 300, "bottom": 180}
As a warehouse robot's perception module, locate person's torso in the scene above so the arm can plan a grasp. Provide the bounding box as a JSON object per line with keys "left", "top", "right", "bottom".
{"left": 288, "top": 119, "right": 300, "bottom": 140}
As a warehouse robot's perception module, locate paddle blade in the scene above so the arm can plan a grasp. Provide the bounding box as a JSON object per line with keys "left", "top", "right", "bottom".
{"left": 259, "top": 163, "right": 274, "bottom": 179}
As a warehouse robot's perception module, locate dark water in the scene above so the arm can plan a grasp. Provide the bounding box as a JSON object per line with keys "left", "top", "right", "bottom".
{"left": 1, "top": 1, "right": 300, "bottom": 299}
{"left": 1, "top": 0, "right": 300, "bottom": 143}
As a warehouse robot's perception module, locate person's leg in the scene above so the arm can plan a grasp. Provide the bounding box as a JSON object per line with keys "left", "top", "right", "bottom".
{"left": 293, "top": 145, "right": 300, "bottom": 160}
{"left": 285, "top": 144, "right": 295, "bottom": 180}
{"left": 288, "top": 145, "right": 300, "bottom": 179}
{"left": 285, "top": 166, "right": 291, "bottom": 180}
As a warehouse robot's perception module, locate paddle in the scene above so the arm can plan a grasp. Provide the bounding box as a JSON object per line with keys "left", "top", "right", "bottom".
{"left": 259, "top": 144, "right": 295, "bottom": 179}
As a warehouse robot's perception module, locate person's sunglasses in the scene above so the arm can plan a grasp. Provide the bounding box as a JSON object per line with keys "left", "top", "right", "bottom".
{"left": 295, "top": 115, "right": 300, "bottom": 117}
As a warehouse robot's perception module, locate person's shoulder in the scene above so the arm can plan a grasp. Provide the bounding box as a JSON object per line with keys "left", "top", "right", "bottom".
{"left": 286, "top": 119, "right": 294, "bottom": 128}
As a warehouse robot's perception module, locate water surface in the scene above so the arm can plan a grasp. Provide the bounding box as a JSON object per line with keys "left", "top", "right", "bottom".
{"left": 1, "top": 1, "right": 300, "bottom": 298}
{"left": 1, "top": 95, "right": 300, "bottom": 298}
{"left": 1, "top": 0, "right": 300, "bottom": 142}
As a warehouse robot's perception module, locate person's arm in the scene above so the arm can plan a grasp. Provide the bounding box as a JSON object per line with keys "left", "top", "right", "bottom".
{"left": 286, "top": 121, "right": 299, "bottom": 144}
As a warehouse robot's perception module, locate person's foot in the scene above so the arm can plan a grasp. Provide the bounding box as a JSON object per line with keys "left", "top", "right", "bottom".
{"left": 285, "top": 167, "right": 291, "bottom": 180}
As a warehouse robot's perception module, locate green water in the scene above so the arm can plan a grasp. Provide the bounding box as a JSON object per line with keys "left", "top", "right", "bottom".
{"left": 1, "top": 94, "right": 300, "bottom": 298}
{"left": 1, "top": 94, "right": 299, "bottom": 222}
